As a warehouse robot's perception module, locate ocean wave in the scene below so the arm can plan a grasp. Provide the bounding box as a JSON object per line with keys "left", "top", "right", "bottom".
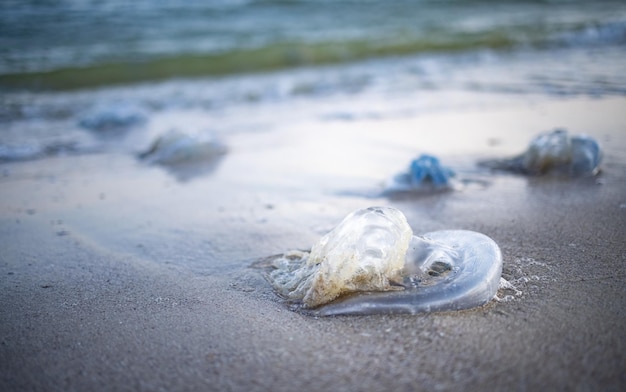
{"left": 0, "top": 35, "right": 514, "bottom": 91}
{"left": 552, "top": 19, "right": 626, "bottom": 47}
{"left": 1, "top": 17, "right": 625, "bottom": 91}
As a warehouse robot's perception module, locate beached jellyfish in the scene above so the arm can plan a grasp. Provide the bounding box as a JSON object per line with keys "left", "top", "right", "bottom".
{"left": 481, "top": 128, "right": 602, "bottom": 176}
{"left": 386, "top": 154, "right": 455, "bottom": 193}
{"left": 139, "top": 130, "right": 227, "bottom": 166}
{"left": 265, "top": 206, "right": 502, "bottom": 316}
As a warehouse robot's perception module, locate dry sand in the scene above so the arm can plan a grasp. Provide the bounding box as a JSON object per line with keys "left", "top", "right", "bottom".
{"left": 1, "top": 97, "right": 625, "bottom": 391}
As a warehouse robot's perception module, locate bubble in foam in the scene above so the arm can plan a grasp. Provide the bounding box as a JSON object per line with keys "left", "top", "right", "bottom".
{"left": 265, "top": 206, "right": 502, "bottom": 316}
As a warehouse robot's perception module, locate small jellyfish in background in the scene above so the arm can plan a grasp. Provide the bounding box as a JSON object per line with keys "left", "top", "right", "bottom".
{"left": 138, "top": 130, "right": 228, "bottom": 181}
{"left": 139, "top": 130, "right": 227, "bottom": 166}
{"left": 264, "top": 206, "right": 502, "bottom": 316}
{"left": 386, "top": 154, "right": 456, "bottom": 193}
{"left": 481, "top": 128, "right": 602, "bottom": 176}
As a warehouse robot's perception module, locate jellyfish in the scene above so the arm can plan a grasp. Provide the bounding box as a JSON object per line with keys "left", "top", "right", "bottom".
{"left": 139, "top": 130, "right": 227, "bottom": 166}
{"left": 265, "top": 206, "right": 502, "bottom": 316}
{"left": 138, "top": 130, "right": 228, "bottom": 181}
{"left": 385, "top": 154, "right": 456, "bottom": 193}
{"left": 481, "top": 128, "right": 602, "bottom": 176}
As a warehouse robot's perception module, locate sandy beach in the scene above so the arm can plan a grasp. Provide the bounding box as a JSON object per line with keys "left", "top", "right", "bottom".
{"left": 1, "top": 95, "right": 624, "bottom": 391}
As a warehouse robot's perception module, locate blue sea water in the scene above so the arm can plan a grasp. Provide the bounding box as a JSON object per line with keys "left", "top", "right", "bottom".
{"left": 0, "top": 0, "right": 625, "bottom": 163}
{"left": 1, "top": 0, "right": 625, "bottom": 87}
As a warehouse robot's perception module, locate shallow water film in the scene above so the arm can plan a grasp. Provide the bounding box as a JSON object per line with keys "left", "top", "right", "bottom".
{"left": 267, "top": 207, "right": 502, "bottom": 316}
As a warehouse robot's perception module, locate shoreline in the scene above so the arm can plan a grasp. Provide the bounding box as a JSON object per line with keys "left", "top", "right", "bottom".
{"left": 1, "top": 96, "right": 625, "bottom": 391}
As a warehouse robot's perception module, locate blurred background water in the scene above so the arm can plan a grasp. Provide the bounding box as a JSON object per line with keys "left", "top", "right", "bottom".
{"left": 1, "top": 0, "right": 625, "bottom": 166}
{"left": 2, "top": 0, "right": 625, "bottom": 89}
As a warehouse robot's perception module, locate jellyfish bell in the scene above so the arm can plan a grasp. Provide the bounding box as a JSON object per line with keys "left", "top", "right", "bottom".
{"left": 522, "top": 129, "right": 572, "bottom": 174}
{"left": 270, "top": 206, "right": 412, "bottom": 308}
{"left": 386, "top": 154, "right": 456, "bottom": 194}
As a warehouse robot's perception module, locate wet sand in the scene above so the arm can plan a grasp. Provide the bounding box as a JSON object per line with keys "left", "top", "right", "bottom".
{"left": 1, "top": 97, "right": 625, "bottom": 391}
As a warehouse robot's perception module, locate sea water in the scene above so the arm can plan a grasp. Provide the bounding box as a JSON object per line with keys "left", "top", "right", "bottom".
{"left": 1, "top": 0, "right": 626, "bottom": 167}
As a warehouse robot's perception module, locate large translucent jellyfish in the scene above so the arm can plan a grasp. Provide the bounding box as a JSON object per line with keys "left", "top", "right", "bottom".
{"left": 265, "top": 206, "right": 502, "bottom": 316}
{"left": 385, "top": 154, "right": 456, "bottom": 193}
{"left": 481, "top": 128, "right": 602, "bottom": 176}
